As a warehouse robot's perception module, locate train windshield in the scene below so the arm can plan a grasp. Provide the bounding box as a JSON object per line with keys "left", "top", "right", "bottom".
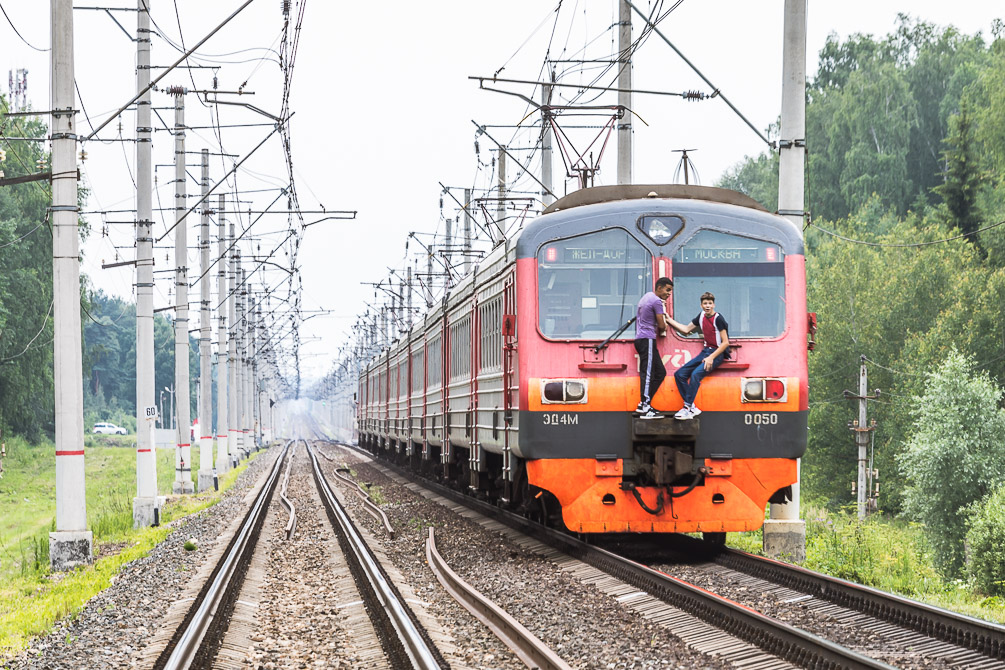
{"left": 538, "top": 228, "right": 652, "bottom": 339}
{"left": 672, "top": 230, "right": 786, "bottom": 337}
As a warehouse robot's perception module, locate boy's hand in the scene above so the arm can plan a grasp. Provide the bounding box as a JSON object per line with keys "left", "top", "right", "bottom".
{"left": 703, "top": 358, "right": 714, "bottom": 371}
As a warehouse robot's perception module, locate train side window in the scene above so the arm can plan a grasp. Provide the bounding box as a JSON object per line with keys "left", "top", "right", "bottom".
{"left": 672, "top": 230, "right": 786, "bottom": 338}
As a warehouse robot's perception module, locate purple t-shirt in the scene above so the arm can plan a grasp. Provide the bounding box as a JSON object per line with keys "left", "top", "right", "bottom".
{"left": 636, "top": 291, "right": 666, "bottom": 339}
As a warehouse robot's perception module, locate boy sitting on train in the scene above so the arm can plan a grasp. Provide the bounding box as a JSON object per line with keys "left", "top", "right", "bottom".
{"left": 665, "top": 292, "right": 730, "bottom": 420}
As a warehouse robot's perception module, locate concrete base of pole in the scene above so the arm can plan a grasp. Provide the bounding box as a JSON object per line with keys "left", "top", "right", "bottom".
{"left": 762, "top": 519, "right": 806, "bottom": 562}
{"left": 49, "top": 530, "right": 93, "bottom": 571}
{"left": 172, "top": 479, "right": 194, "bottom": 494}
{"left": 197, "top": 469, "right": 215, "bottom": 492}
{"left": 132, "top": 496, "right": 162, "bottom": 528}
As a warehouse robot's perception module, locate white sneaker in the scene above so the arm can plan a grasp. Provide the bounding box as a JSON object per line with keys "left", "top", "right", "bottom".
{"left": 674, "top": 407, "right": 693, "bottom": 420}
{"left": 635, "top": 402, "right": 649, "bottom": 414}
{"left": 688, "top": 404, "right": 702, "bottom": 417}
{"left": 639, "top": 409, "right": 663, "bottom": 420}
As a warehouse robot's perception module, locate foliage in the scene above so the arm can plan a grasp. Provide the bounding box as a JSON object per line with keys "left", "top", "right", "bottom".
{"left": 81, "top": 290, "right": 200, "bottom": 433}
{"left": 718, "top": 17, "right": 990, "bottom": 222}
{"left": 899, "top": 351, "right": 1005, "bottom": 577}
{"left": 0, "top": 100, "right": 56, "bottom": 442}
{"left": 966, "top": 483, "right": 1005, "bottom": 596}
{"left": 934, "top": 98, "right": 984, "bottom": 242}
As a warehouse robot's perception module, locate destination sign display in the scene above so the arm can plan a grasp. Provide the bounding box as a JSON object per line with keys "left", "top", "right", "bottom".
{"left": 541, "top": 245, "right": 648, "bottom": 264}
{"left": 679, "top": 245, "right": 781, "bottom": 263}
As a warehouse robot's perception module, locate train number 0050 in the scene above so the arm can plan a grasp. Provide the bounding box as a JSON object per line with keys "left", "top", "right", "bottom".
{"left": 744, "top": 412, "right": 778, "bottom": 425}
{"left": 542, "top": 413, "right": 579, "bottom": 426}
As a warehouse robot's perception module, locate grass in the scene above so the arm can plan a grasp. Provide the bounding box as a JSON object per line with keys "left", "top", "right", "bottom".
{"left": 727, "top": 506, "right": 1005, "bottom": 624}
{"left": 0, "top": 436, "right": 262, "bottom": 659}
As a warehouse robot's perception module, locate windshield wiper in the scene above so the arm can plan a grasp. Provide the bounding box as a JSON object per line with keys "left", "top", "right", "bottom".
{"left": 593, "top": 316, "right": 636, "bottom": 353}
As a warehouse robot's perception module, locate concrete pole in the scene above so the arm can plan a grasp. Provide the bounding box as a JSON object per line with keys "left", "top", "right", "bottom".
{"left": 541, "top": 73, "right": 555, "bottom": 206}
{"left": 197, "top": 149, "right": 213, "bottom": 491}
{"left": 247, "top": 297, "right": 256, "bottom": 448}
{"left": 235, "top": 262, "right": 246, "bottom": 458}
{"left": 444, "top": 217, "right": 453, "bottom": 287}
{"left": 496, "top": 150, "right": 507, "bottom": 241}
{"left": 617, "top": 0, "right": 633, "bottom": 185}
{"left": 133, "top": 0, "right": 160, "bottom": 528}
{"left": 171, "top": 88, "right": 193, "bottom": 494}
{"left": 406, "top": 265, "right": 413, "bottom": 328}
{"left": 228, "top": 243, "right": 239, "bottom": 466}
{"left": 857, "top": 356, "right": 868, "bottom": 520}
{"left": 425, "top": 252, "right": 434, "bottom": 308}
{"left": 216, "top": 194, "right": 229, "bottom": 473}
{"left": 462, "top": 188, "right": 473, "bottom": 274}
{"left": 50, "top": 0, "right": 92, "bottom": 570}
{"left": 242, "top": 273, "right": 253, "bottom": 451}
{"left": 764, "top": 0, "right": 806, "bottom": 561}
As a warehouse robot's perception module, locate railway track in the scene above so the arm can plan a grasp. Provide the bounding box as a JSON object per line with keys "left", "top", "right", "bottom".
{"left": 324, "top": 438, "right": 1005, "bottom": 670}
{"left": 643, "top": 540, "right": 1005, "bottom": 669}
{"left": 150, "top": 439, "right": 447, "bottom": 670}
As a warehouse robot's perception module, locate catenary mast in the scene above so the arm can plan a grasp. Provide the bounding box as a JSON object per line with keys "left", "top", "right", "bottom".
{"left": 133, "top": 0, "right": 160, "bottom": 527}
{"left": 50, "top": 0, "right": 93, "bottom": 570}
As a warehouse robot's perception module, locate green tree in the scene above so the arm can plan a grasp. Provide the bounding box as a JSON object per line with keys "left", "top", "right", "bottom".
{"left": 966, "top": 482, "right": 1005, "bottom": 596}
{"left": 0, "top": 99, "right": 55, "bottom": 440}
{"left": 716, "top": 151, "right": 778, "bottom": 211}
{"left": 898, "top": 350, "right": 1005, "bottom": 577}
{"left": 934, "top": 98, "right": 984, "bottom": 244}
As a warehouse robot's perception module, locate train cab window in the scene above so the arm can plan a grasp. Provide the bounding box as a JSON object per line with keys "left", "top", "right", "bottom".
{"left": 538, "top": 228, "right": 651, "bottom": 340}
{"left": 672, "top": 230, "right": 786, "bottom": 338}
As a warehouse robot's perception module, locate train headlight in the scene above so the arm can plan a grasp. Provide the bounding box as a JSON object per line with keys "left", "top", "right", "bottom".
{"left": 741, "top": 378, "right": 787, "bottom": 403}
{"left": 565, "top": 380, "right": 586, "bottom": 402}
{"left": 541, "top": 379, "right": 589, "bottom": 404}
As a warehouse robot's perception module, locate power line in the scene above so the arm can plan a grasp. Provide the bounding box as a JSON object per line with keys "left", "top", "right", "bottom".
{"left": 0, "top": 2, "right": 48, "bottom": 52}
{"left": 808, "top": 219, "right": 1005, "bottom": 248}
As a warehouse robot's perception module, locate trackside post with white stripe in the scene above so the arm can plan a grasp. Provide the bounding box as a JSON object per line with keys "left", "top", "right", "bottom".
{"left": 50, "top": 0, "right": 93, "bottom": 571}
{"left": 763, "top": 0, "right": 806, "bottom": 561}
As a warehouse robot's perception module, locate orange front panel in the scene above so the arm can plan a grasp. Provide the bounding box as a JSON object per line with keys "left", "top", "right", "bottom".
{"left": 527, "top": 457, "right": 796, "bottom": 533}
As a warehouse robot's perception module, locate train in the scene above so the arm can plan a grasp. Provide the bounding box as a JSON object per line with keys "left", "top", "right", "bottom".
{"left": 357, "top": 184, "right": 809, "bottom": 539}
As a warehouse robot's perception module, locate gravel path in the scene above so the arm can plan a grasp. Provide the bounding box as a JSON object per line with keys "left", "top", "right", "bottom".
{"left": 318, "top": 443, "right": 729, "bottom": 670}
{"left": 5, "top": 447, "right": 279, "bottom": 670}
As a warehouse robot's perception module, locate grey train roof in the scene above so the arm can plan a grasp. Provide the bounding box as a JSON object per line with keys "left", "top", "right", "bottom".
{"left": 516, "top": 184, "right": 804, "bottom": 259}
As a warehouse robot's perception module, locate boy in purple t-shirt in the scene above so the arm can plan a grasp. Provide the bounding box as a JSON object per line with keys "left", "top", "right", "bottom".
{"left": 634, "top": 277, "right": 673, "bottom": 419}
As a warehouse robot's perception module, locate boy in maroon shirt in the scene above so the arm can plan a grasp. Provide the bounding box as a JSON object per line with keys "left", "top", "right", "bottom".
{"left": 665, "top": 292, "right": 730, "bottom": 420}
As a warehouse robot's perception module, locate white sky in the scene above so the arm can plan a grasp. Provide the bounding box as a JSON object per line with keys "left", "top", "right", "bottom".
{"left": 2, "top": 1, "right": 1001, "bottom": 390}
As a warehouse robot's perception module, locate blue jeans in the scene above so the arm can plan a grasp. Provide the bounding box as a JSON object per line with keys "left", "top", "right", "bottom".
{"left": 674, "top": 348, "right": 724, "bottom": 406}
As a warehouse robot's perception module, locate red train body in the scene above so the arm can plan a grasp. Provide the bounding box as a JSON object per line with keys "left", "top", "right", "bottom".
{"left": 358, "top": 185, "right": 808, "bottom": 537}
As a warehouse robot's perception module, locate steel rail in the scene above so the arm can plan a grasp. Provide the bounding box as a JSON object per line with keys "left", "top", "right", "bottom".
{"left": 328, "top": 440, "right": 893, "bottom": 670}
{"left": 278, "top": 442, "right": 297, "bottom": 540}
{"left": 331, "top": 465, "right": 395, "bottom": 539}
{"left": 713, "top": 545, "right": 1005, "bottom": 661}
{"left": 157, "top": 440, "right": 292, "bottom": 670}
{"left": 307, "top": 443, "right": 443, "bottom": 670}
{"left": 425, "top": 527, "right": 573, "bottom": 670}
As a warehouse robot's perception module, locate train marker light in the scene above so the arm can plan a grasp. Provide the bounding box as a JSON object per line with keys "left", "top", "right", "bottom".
{"left": 541, "top": 379, "right": 589, "bottom": 404}
{"left": 741, "top": 378, "right": 787, "bottom": 403}
{"left": 544, "top": 246, "right": 558, "bottom": 262}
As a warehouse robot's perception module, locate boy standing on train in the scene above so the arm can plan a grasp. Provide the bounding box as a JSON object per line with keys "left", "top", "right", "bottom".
{"left": 634, "top": 277, "right": 674, "bottom": 420}
{"left": 665, "top": 292, "right": 730, "bottom": 420}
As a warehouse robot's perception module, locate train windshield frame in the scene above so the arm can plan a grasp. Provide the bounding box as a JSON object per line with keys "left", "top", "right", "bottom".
{"left": 672, "top": 229, "right": 786, "bottom": 339}
{"left": 537, "top": 227, "right": 652, "bottom": 340}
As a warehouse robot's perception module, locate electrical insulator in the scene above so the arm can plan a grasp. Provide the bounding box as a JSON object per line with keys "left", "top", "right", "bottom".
{"left": 0, "top": 148, "right": 6, "bottom": 162}
{"left": 79, "top": 148, "right": 87, "bottom": 162}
